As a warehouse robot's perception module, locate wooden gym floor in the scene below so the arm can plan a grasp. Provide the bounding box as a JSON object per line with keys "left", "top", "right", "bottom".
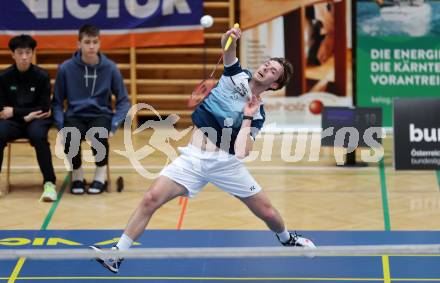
{"left": 0, "top": 128, "right": 439, "bottom": 282}
{"left": 1, "top": 128, "right": 439, "bottom": 231}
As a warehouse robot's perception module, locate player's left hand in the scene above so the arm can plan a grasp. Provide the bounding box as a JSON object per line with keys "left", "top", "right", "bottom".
{"left": 243, "top": 94, "right": 261, "bottom": 116}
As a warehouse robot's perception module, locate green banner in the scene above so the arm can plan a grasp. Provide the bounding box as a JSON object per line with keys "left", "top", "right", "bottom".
{"left": 356, "top": 1, "right": 440, "bottom": 127}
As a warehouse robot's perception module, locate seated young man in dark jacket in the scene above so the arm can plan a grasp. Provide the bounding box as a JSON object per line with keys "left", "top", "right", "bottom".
{"left": 0, "top": 34, "right": 57, "bottom": 201}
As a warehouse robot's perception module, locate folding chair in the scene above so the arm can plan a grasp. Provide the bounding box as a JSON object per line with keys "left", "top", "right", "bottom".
{"left": 2, "top": 138, "right": 31, "bottom": 195}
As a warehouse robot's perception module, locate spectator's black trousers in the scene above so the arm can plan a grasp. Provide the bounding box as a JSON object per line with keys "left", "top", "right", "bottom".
{"left": 0, "top": 118, "right": 56, "bottom": 184}
{"left": 63, "top": 116, "right": 111, "bottom": 170}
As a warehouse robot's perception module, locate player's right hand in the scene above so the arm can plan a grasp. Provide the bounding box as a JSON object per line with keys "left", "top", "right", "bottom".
{"left": 221, "top": 26, "right": 241, "bottom": 50}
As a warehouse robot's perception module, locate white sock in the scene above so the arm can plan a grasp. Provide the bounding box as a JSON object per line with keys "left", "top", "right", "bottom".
{"left": 72, "top": 168, "right": 84, "bottom": 182}
{"left": 94, "top": 165, "right": 107, "bottom": 183}
{"left": 276, "top": 229, "right": 291, "bottom": 243}
{"left": 116, "top": 234, "right": 133, "bottom": 250}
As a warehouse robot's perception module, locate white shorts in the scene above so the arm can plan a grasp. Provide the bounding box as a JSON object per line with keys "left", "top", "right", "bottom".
{"left": 160, "top": 144, "right": 262, "bottom": 198}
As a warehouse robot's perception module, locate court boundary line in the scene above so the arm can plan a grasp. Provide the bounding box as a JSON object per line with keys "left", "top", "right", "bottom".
{"left": 6, "top": 174, "right": 69, "bottom": 283}
{"left": 379, "top": 159, "right": 391, "bottom": 231}
{"left": 40, "top": 174, "right": 70, "bottom": 230}
{"left": 6, "top": 257, "right": 25, "bottom": 283}
{"left": 382, "top": 255, "right": 391, "bottom": 283}
{"left": 379, "top": 157, "right": 391, "bottom": 283}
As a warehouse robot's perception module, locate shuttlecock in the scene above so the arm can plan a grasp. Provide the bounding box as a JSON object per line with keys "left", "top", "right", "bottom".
{"left": 200, "top": 15, "right": 214, "bottom": 28}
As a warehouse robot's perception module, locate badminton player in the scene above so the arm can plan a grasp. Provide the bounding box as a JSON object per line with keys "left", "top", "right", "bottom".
{"left": 91, "top": 25, "right": 316, "bottom": 273}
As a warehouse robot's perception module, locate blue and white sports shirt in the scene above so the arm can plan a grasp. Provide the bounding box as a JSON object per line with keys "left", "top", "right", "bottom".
{"left": 191, "top": 58, "right": 265, "bottom": 155}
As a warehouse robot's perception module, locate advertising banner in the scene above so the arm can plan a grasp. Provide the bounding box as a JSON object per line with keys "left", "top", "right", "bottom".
{"left": 263, "top": 93, "right": 351, "bottom": 132}
{"left": 0, "top": 0, "right": 204, "bottom": 49}
{"left": 393, "top": 98, "right": 440, "bottom": 170}
{"left": 356, "top": 0, "right": 440, "bottom": 127}
{"left": 241, "top": 5, "right": 352, "bottom": 131}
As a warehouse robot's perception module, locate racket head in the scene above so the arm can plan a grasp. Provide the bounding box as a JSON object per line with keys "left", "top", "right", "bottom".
{"left": 188, "top": 78, "right": 217, "bottom": 108}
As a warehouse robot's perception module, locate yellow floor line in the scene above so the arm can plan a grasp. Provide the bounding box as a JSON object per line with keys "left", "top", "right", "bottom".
{"left": 382, "top": 255, "right": 391, "bottom": 283}
{"left": 7, "top": 257, "right": 26, "bottom": 283}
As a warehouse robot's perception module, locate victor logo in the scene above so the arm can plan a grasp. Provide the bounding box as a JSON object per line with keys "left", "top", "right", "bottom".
{"left": 21, "top": 0, "right": 191, "bottom": 20}
{"left": 409, "top": 123, "right": 440, "bottom": 142}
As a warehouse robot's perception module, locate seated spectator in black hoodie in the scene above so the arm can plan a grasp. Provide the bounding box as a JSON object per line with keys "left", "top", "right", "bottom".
{"left": 0, "top": 34, "right": 57, "bottom": 201}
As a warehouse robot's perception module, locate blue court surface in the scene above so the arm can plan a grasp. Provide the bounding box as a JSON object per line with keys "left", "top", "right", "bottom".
{"left": 0, "top": 230, "right": 439, "bottom": 282}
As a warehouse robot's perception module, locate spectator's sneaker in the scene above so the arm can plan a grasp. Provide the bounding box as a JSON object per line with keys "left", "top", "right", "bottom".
{"left": 277, "top": 232, "right": 316, "bottom": 248}
{"left": 71, "top": 180, "right": 86, "bottom": 195}
{"left": 87, "top": 180, "right": 107, "bottom": 194}
{"left": 40, "top": 182, "right": 57, "bottom": 202}
{"left": 90, "top": 245, "right": 123, "bottom": 273}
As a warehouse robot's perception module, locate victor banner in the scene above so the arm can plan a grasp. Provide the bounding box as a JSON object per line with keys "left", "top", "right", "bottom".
{"left": 0, "top": 0, "right": 204, "bottom": 49}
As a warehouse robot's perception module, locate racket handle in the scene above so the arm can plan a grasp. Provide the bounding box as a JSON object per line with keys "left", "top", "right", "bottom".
{"left": 224, "top": 23, "right": 240, "bottom": 51}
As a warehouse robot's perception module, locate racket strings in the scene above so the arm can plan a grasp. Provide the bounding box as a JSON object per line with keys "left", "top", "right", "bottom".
{"left": 208, "top": 54, "right": 224, "bottom": 79}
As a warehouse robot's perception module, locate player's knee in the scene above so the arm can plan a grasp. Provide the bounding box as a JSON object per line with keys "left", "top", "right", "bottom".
{"left": 140, "top": 191, "right": 162, "bottom": 211}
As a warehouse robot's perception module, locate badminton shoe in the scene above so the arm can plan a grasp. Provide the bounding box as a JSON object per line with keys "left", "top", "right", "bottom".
{"left": 277, "top": 232, "right": 316, "bottom": 248}
{"left": 90, "top": 245, "right": 123, "bottom": 273}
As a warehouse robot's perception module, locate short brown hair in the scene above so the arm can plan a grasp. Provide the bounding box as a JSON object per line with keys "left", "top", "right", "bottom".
{"left": 269, "top": 57, "right": 293, "bottom": 91}
{"left": 79, "top": 24, "right": 100, "bottom": 40}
